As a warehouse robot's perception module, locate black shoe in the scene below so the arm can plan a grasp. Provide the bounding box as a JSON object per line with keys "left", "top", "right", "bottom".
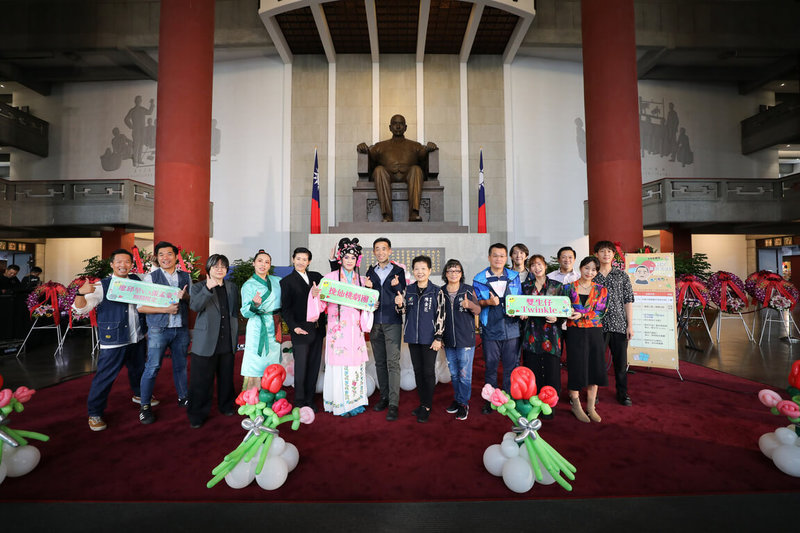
{"left": 177, "top": 398, "right": 188, "bottom": 408}
{"left": 445, "top": 401, "right": 460, "bottom": 414}
{"left": 412, "top": 405, "right": 422, "bottom": 417}
{"left": 190, "top": 420, "right": 204, "bottom": 429}
{"left": 307, "top": 403, "right": 320, "bottom": 413}
{"left": 481, "top": 400, "right": 492, "bottom": 415}
{"left": 386, "top": 405, "right": 399, "bottom": 421}
{"left": 618, "top": 394, "right": 633, "bottom": 407}
{"left": 373, "top": 398, "right": 389, "bottom": 412}
{"left": 139, "top": 405, "right": 155, "bottom": 425}
{"left": 222, "top": 411, "right": 236, "bottom": 416}
{"left": 541, "top": 412, "right": 554, "bottom": 420}
{"left": 455, "top": 404, "right": 469, "bottom": 421}
{"left": 417, "top": 406, "right": 430, "bottom": 423}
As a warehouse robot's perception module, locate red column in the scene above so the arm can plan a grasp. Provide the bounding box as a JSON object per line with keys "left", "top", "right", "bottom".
{"left": 582, "top": 0, "right": 643, "bottom": 252}
{"left": 101, "top": 227, "right": 135, "bottom": 259}
{"left": 154, "top": 0, "right": 214, "bottom": 264}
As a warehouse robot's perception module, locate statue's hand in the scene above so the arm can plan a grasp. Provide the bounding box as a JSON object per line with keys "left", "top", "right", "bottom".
{"left": 356, "top": 143, "right": 369, "bottom": 153}
{"left": 426, "top": 142, "right": 438, "bottom": 152}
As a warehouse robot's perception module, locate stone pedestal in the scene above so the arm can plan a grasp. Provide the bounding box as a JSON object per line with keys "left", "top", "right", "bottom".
{"left": 351, "top": 180, "right": 445, "bottom": 223}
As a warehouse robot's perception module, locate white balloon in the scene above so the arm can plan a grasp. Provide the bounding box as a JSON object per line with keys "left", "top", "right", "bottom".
{"left": 518, "top": 443, "right": 531, "bottom": 463}
{"left": 774, "top": 427, "right": 798, "bottom": 445}
{"left": 773, "top": 444, "right": 800, "bottom": 477}
{"left": 534, "top": 457, "right": 556, "bottom": 485}
{"left": 255, "top": 457, "right": 289, "bottom": 490}
{"left": 400, "top": 368, "right": 417, "bottom": 391}
{"left": 759, "top": 432, "right": 782, "bottom": 459}
{"left": 502, "top": 456, "right": 535, "bottom": 493}
{"left": 502, "top": 432, "right": 517, "bottom": 442}
{"left": 0, "top": 460, "right": 6, "bottom": 486}
{"left": 267, "top": 436, "right": 286, "bottom": 457}
{"left": 3, "top": 444, "right": 40, "bottom": 477}
{"left": 283, "top": 373, "right": 295, "bottom": 387}
{"left": 366, "top": 374, "right": 376, "bottom": 397}
{"left": 281, "top": 442, "right": 300, "bottom": 472}
{"left": 501, "top": 438, "right": 520, "bottom": 459}
{"left": 400, "top": 345, "right": 412, "bottom": 369}
{"left": 316, "top": 370, "right": 325, "bottom": 394}
{"left": 224, "top": 455, "right": 257, "bottom": 489}
{"left": 483, "top": 444, "right": 507, "bottom": 477}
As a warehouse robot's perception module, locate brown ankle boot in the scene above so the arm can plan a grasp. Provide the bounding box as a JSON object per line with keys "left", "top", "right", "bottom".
{"left": 570, "top": 398, "right": 590, "bottom": 423}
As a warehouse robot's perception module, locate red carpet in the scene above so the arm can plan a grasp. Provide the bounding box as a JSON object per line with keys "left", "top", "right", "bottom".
{"left": 2, "top": 350, "right": 798, "bottom": 502}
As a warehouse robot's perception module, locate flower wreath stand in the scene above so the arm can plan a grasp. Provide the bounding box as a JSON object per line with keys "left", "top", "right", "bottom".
{"left": 758, "top": 289, "right": 800, "bottom": 345}
{"left": 675, "top": 276, "right": 712, "bottom": 350}
{"left": 745, "top": 272, "right": 800, "bottom": 345}
{"left": 56, "top": 277, "right": 101, "bottom": 357}
{"left": 16, "top": 282, "right": 67, "bottom": 358}
{"left": 707, "top": 272, "right": 754, "bottom": 344}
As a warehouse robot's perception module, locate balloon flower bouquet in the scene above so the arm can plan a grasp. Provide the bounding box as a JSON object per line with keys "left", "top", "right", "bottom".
{"left": 757, "top": 360, "right": 800, "bottom": 477}
{"left": 481, "top": 366, "right": 576, "bottom": 493}
{"left": 0, "top": 374, "right": 49, "bottom": 485}
{"left": 207, "top": 364, "right": 315, "bottom": 490}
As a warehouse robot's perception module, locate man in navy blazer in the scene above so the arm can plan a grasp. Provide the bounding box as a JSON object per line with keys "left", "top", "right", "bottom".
{"left": 280, "top": 247, "right": 325, "bottom": 411}
{"left": 365, "top": 237, "right": 407, "bottom": 421}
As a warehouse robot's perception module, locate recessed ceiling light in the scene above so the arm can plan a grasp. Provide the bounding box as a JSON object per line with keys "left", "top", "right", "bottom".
{"left": 780, "top": 82, "right": 786, "bottom": 87}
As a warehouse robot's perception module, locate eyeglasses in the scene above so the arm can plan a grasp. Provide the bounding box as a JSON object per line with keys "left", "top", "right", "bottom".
{"left": 210, "top": 264, "right": 227, "bottom": 270}
{"left": 446, "top": 269, "right": 462, "bottom": 274}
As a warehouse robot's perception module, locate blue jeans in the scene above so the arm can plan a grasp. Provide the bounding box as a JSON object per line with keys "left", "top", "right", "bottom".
{"left": 481, "top": 337, "right": 520, "bottom": 392}
{"left": 87, "top": 340, "right": 146, "bottom": 417}
{"left": 445, "top": 346, "right": 474, "bottom": 406}
{"left": 140, "top": 326, "right": 189, "bottom": 405}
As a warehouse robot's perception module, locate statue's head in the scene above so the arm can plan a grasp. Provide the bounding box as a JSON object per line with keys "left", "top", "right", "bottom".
{"left": 389, "top": 114, "right": 407, "bottom": 137}
{"left": 135, "top": 95, "right": 142, "bottom": 105}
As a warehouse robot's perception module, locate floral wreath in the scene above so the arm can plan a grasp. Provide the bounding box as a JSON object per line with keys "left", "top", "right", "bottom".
{"left": 63, "top": 276, "right": 100, "bottom": 327}
{"left": 25, "top": 281, "right": 68, "bottom": 324}
{"left": 706, "top": 271, "right": 748, "bottom": 313}
{"left": 745, "top": 270, "right": 798, "bottom": 311}
{"left": 675, "top": 274, "right": 709, "bottom": 313}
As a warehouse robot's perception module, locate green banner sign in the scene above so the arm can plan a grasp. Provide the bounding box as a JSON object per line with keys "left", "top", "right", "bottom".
{"left": 505, "top": 294, "right": 573, "bottom": 318}
{"left": 106, "top": 276, "right": 182, "bottom": 307}
{"left": 318, "top": 278, "right": 379, "bottom": 312}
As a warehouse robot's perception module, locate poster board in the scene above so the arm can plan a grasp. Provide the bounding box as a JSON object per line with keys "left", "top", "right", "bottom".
{"left": 318, "top": 278, "right": 379, "bottom": 312}
{"left": 625, "top": 253, "right": 679, "bottom": 371}
{"left": 106, "top": 277, "right": 181, "bottom": 307}
{"left": 505, "top": 295, "right": 572, "bottom": 317}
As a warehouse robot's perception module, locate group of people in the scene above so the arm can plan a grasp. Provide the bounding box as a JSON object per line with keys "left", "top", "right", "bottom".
{"left": 76, "top": 235, "right": 635, "bottom": 432}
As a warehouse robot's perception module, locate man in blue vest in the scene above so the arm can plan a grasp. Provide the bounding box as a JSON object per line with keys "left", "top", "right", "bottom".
{"left": 473, "top": 243, "right": 522, "bottom": 414}
{"left": 73, "top": 248, "right": 157, "bottom": 431}
{"left": 137, "top": 241, "right": 191, "bottom": 424}
{"left": 364, "top": 237, "right": 406, "bottom": 421}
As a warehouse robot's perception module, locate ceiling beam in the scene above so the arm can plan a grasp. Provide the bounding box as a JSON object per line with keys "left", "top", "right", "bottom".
{"left": 310, "top": 2, "right": 336, "bottom": 64}
{"left": 642, "top": 65, "right": 760, "bottom": 83}
{"left": 503, "top": 13, "right": 534, "bottom": 65}
{"left": 637, "top": 47, "right": 669, "bottom": 79}
{"left": 365, "top": 0, "right": 379, "bottom": 62}
{"left": 416, "top": 0, "right": 431, "bottom": 63}
{"left": 460, "top": 3, "right": 484, "bottom": 63}
{"left": 739, "top": 54, "right": 800, "bottom": 95}
{"left": 259, "top": 14, "right": 293, "bottom": 64}
{"left": 120, "top": 47, "right": 159, "bottom": 81}
{"left": 0, "top": 61, "right": 51, "bottom": 96}
{"left": 23, "top": 65, "right": 152, "bottom": 83}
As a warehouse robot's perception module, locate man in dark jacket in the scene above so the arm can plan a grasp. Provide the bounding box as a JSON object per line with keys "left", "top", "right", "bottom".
{"left": 365, "top": 237, "right": 406, "bottom": 421}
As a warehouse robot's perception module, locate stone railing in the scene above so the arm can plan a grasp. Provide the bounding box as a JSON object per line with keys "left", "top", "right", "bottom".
{"left": 0, "top": 178, "right": 154, "bottom": 231}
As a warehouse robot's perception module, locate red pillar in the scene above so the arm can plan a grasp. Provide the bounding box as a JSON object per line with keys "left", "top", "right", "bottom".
{"left": 659, "top": 226, "right": 691, "bottom": 255}
{"left": 153, "top": 0, "right": 214, "bottom": 264}
{"left": 101, "top": 227, "right": 135, "bottom": 259}
{"left": 582, "top": 0, "right": 643, "bottom": 252}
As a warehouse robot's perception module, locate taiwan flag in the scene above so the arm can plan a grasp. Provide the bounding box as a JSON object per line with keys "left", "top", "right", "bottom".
{"left": 477, "top": 149, "right": 487, "bottom": 233}
{"left": 310, "top": 148, "right": 321, "bottom": 234}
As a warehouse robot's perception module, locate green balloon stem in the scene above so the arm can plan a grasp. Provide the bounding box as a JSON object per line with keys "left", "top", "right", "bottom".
{"left": 524, "top": 438, "right": 543, "bottom": 480}
{"left": 255, "top": 434, "right": 274, "bottom": 475}
{"left": 3, "top": 426, "right": 28, "bottom": 446}
{"left": 13, "top": 429, "right": 49, "bottom": 442}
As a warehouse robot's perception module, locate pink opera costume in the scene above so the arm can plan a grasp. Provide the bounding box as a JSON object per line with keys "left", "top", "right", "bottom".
{"left": 307, "top": 238, "right": 373, "bottom": 416}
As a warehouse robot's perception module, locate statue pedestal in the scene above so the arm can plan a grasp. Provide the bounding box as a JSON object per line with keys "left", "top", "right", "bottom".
{"left": 350, "top": 179, "right": 445, "bottom": 223}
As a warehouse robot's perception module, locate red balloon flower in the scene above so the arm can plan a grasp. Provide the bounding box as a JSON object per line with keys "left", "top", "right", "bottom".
{"left": 538, "top": 386, "right": 559, "bottom": 408}
{"left": 261, "top": 364, "right": 287, "bottom": 394}
{"left": 509, "top": 366, "right": 537, "bottom": 400}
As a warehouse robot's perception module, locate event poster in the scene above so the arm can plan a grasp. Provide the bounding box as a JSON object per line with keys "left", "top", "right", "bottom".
{"left": 625, "top": 253, "right": 679, "bottom": 370}
{"left": 505, "top": 295, "right": 572, "bottom": 318}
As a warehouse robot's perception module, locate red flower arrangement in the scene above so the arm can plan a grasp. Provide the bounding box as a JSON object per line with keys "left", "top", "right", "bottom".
{"left": 25, "top": 281, "right": 68, "bottom": 324}
{"left": 706, "top": 271, "right": 748, "bottom": 313}
{"left": 675, "top": 275, "right": 709, "bottom": 313}
{"left": 745, "top": 271, "right": 798, "bottom": 310}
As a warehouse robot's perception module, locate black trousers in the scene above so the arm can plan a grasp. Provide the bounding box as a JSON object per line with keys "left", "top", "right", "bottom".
{"left": 604, "top": 331, "right": 629, "bottom": 397}
{"left": 408, "top": 343, "right": 437, "bottom": 408}
{"left": 522, "top": 349, "right": 561, "bottom": 392}
{"left": 292, "top": 332, "right": 324, "bottom": 407}
{"left": 187, "top": 351, "right": 235, "bottom": 425}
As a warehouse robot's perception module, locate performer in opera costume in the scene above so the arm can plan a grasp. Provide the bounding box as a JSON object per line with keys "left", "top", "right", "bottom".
{"left": 240, "top": 249, "right": 282, "bottom": 391}
{"left": 308, "top": 238, "right": 373, "bottom": 417}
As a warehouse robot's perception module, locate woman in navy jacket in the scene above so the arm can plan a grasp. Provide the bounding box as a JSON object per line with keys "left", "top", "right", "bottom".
{"left": 395, "top": 256, "right": 444, "bottom": 423}
{"left": 438, "top": 259, "right": 480, "bottom": 421}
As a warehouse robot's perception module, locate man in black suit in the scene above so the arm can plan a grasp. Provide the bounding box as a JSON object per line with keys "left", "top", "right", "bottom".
{"left": 280, "top": 247, "right": 325, "bottom": 411}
